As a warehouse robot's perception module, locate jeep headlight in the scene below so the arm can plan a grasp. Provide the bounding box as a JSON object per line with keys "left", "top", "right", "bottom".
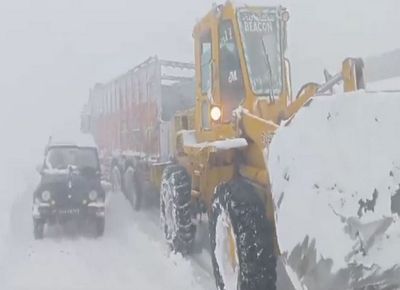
{"left": 41, "top": 190, "right": 51, "bottom": 202}
{"left": 88, "top": 190, "right": 98, "bottom": 201}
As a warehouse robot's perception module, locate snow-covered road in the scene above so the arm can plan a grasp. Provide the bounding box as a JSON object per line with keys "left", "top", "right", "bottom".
{"left": 0, "top": 169, "right": 214, "bottom": 290}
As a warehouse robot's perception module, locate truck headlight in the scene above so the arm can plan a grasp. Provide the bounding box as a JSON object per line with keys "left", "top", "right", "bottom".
{"left": 88, "top": 190, "right": 98, "bottom": 201}
{"left": 210, "top": 106, "right": 222, "bottom": 122}
{"left": 41, "top": 190, "right": 51, "bottom": 202}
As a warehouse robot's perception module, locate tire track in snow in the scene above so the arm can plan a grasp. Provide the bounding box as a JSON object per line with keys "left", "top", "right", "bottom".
{"left": 129, "top": 201, "right": 214, "bottom": 280}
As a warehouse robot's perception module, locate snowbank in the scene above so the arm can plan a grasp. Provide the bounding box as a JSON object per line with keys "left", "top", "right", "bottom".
{"left": 269, "top": 91, "right": 400, "bottom": 289}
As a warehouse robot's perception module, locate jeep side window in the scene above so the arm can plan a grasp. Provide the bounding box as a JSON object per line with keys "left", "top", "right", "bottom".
{"left": 219, "top": 20, "right": 244, "bottom": 122}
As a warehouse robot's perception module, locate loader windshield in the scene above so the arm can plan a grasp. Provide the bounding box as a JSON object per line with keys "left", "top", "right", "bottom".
{"left": 237, "top": 8, "right": 283, "bottom": 97}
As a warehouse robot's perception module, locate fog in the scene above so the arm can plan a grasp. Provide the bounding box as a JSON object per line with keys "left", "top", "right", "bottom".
{"left": 0, "top": 1, "right": 399, "bottom": 288}
{"left": 1, "top": 0, "right": 399, "bottom": 161}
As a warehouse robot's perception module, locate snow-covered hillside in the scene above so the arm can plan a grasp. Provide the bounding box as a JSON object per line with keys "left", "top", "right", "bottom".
{"left": 269, "top": 91, "right": 400, "bottom": 290}
{"left": 368, "top": 76, "right": 400, "bottom": 91}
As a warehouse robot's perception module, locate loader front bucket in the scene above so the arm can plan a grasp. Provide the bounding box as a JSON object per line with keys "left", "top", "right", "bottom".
{"left": 268, "top": 91, "right": 400, "bottom": 290}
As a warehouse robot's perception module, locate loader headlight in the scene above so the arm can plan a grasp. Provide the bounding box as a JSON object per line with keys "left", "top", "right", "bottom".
{"left": 88, "top": 190, "right": 98, "bottom": 201}
{"left": 41, "top": 190, "right": 51, "bottom": 202}
{"left": 210, "top": 106, "right": 222, "bottom": 122}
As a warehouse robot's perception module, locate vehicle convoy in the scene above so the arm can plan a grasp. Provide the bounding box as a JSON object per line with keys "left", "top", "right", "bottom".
{"left": 32, "top": 134, "right": 106, "bottom": 239}
{"left": 82, "top": 2, "right": 399, "bottom": 290}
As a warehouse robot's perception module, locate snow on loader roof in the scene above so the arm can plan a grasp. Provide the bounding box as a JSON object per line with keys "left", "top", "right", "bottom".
{"left": 268, "top": 90, "right": 400, "bottom": 289}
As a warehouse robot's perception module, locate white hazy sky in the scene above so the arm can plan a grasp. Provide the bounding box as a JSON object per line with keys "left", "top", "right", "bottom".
{"left": 0, "top": 0, "right": 399, "bottom": 168}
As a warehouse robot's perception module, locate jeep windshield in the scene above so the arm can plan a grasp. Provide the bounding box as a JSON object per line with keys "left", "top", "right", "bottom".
{"left": 45, "top": 147, "right": 99, "bottom": 171}
{"left": 237, "top": 8, "right": 283, "bottom": 97}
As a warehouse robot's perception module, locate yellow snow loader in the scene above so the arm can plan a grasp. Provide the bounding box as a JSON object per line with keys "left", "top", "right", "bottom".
{"left": 156, "top": 2, "right": 400, "bottom": 290}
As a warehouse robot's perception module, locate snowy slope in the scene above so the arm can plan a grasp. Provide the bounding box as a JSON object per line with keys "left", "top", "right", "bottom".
{"left": 368, "top": 76, "right": 400, "bottom": 91}
{"left": 269, "top": 91, "right": 400, "bottom": 290}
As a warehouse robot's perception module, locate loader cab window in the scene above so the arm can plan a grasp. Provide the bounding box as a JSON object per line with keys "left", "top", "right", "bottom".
{"left": 237, "top": 8, "right": 283, "bottom": 97}
{"left": 201, "top": 31, "right": 212, "bottom": 95}
{"left": 219, "top": 20, "right": 244, "bottom": 122}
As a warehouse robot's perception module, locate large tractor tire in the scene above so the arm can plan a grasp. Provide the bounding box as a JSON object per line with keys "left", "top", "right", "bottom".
{"left": 209, "top": 180, "right": 277, "bottom": 290}
{"left": 123, "top": 166, "right": 142, "bottom": 211}
{"left": 160, "top": 165, "right": 195, "bottom": 254}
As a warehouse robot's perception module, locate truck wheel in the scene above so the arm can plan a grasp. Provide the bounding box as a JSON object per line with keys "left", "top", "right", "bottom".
{"left": 95, "top": 217, "right": 105, "bottom": 237}
{"left": 209, "top": 181, "right": 277, "bottom": 290}
{"left": 124, "top": 167, "right": 141, "bottom": 211}
{"left": 160, "top": 165, "right": 195, "bottom": 254}
{"left": 33, "top": 219, "right": 45, "bottom": 240}
{"left": 111, "top": 164, "right": 122, "bottom": 193}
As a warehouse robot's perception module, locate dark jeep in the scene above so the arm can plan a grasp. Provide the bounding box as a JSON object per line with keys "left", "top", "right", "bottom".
{"left": 32, "top": 135, "right": 105, "bottom": 239}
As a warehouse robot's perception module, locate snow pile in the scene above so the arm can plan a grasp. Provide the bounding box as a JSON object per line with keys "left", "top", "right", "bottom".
{"left": 268, "top": 91, "right": 400, "bottom": 289}
{"left": 215, "top": 209, "right": 238, "bottom": 290}
{"left": 181, "top": 130, "right": 248, "bottom": 151}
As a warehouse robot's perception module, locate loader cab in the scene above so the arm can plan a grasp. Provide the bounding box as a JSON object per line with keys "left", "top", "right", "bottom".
{"left": 193, "top": 2, "right": 291, "bottom": 142}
